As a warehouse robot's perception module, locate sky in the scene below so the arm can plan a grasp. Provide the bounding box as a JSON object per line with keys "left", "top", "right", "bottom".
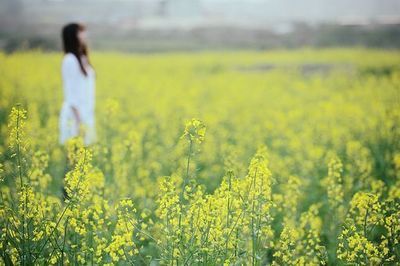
{"left": 2, "top": 0, "right": 400, "bottom": 30}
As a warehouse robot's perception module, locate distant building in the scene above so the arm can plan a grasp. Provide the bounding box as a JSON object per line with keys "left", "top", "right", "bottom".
{"left": 157, "top": 0, "right": 202, "bottom": 18}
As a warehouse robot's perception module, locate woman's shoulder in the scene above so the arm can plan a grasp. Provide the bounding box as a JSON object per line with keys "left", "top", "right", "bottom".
{"left": 62, "top": 53, "right": 80, "bottom": 73}
{"left": 63, "top": 53, "right": 79, "bottom": 66}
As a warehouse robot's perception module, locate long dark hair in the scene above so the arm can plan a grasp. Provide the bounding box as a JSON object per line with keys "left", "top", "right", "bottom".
{"left": 61, "top": 23, "right": 93, "bottom": 76}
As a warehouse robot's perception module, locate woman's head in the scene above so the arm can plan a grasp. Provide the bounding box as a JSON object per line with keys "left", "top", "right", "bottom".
{"left": 61, "top": 23, "right": 91, "bottom": 76}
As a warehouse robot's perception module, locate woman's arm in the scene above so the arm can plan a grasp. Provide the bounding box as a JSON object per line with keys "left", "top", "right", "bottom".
{"left": 70, "top": 106, "right": 81, "bottom": 124}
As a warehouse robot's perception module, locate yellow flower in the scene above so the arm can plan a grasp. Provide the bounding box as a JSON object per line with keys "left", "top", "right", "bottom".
{"left": 181, "top": 118, "right": 206, "bottom": 144}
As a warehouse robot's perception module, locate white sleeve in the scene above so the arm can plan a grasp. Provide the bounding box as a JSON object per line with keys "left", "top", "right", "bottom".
{"left": 62, "top": 54, "right": 81, "bottom": 108}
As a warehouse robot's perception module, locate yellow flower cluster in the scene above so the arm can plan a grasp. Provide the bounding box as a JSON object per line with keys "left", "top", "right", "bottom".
{"left": 182, "top": 118, "right": 206, "bottom": 144}
{"left": 337, "top": 192, "right": 399, "bottom": 265}
{"left": 105, "top": 198, "right": 139, "bottom": 263}
{"left": 7, "top": 105, "right": 28, "bottom": 151}
{"left": 64, "top": 139, "right": 93, "bottom": 204}
{"left": 323, "top": 156, "right": 344, "bottom": 210}
{"left": 273, "top": 204, "right": 326, "bottom": 266}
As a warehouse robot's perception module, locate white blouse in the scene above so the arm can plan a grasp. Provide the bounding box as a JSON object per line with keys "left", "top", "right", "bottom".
{"left": 59, "top": 53, "right": 96, "bottom": 146}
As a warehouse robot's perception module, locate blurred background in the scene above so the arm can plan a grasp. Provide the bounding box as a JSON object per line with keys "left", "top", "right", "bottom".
{"left": 1, "top": 0, "right": 400, "bottom": 53}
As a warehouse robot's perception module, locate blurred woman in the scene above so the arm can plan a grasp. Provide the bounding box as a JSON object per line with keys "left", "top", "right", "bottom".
{"left": 59, "top": 23, "right": 96, "bottom": 146}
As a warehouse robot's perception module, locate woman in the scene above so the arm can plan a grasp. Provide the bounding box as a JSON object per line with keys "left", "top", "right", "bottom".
{"left": 59, "top": 23, "right": 96, "bottom": 146}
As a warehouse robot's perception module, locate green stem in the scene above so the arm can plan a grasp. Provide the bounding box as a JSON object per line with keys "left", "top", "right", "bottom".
{"left": 176, "top": 140, "right": 193, "bottom": 263}
{"left": 251, "top": 167, "right": 258, "bottom": 266}
{"left": 225, "top": 172, "right": 232, "bottom": 258}
{"left": 180, "top": 140, "right": 193, "bottom": 202}
{"left": 32, "top": 202, "right": 70, "bottom": 264}
{"left": 15, "top": 106, "right": 25, "bottom": 265}
{"left": 61, "top": 217, "right": 69, "bottom": 265}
